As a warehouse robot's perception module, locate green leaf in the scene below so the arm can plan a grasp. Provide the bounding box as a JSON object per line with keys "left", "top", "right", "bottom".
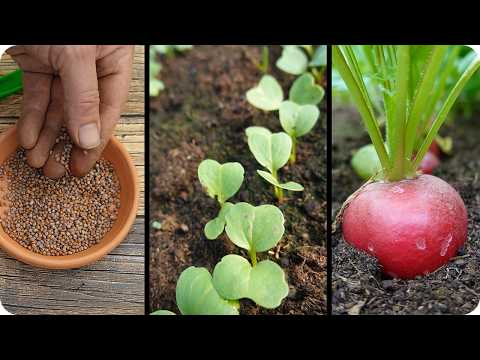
{"left": 309, "top": 45, "right": 327, "bottom": 67}
{"left": 0, "top": 69, "right": 23, "bottom": 100}
{"left": 351, "top": 144, "right": 384, "bottom": 180}
{"left": 151, "top": 310, "right": 176, "bottom": 315}
{"left": 279, "top": 100, "right": 320, "bottom": 137}
{"left": 257, "top": 170, "right": 304, "bottom": 191}
{"left": 276, "top": 45, "right": 308, "bottom": 75}
{"left": 224, "top": 202, "right": 284, "bottom": 252}
{"left": 246, "top": 75, "right": 284, "bottom": 111}
{"left": 289, "top": 73, "right": 325, "bottom": 105}
{"left": 198, "top": 159, "right": 244, "bottom": 204}
{"left": 204, "top": 202, "right": 234, "bottom": 240}
{"left": 245, "top": 127, "right": 291, "bottom": 173}
{"left": 176, "top": 267, "right": 239, "bottom": 315}
{"left": 150, "top": 79, "right": 164, "bottom": 96}
{"left": 212, "top": 254, "right": 289, "bottom": 309}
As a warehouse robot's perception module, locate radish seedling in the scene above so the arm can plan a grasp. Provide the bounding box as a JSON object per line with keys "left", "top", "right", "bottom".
{"left": 334, "top": 45, "right": 480, "bottom": 279}
{"left": 246, "top": 126, "right": 303, "bottom": 201}
{"left": 279, "top": 100, "right": 320, "bottom": 163}
{"left": 276, "top": 45, "right": 327, "bottom": 83}
{"left": 212, "top": 202, "right": 289, "bottom": 308}
{"left": 246, "top": 74, "right": 323, "bottom": 163}
{"left": 198, "top": 159, "right": 244, "bottom": 239}
{"left": 152, "top": 266, "right": 240, "bottom": 315}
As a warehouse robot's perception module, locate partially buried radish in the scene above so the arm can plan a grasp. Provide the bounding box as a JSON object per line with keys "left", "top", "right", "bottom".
{"left": 342, "top": 175, "right": 467, "bottom": 279}
{"left": 334, "top": 45, "right": 480, "bottom": 279}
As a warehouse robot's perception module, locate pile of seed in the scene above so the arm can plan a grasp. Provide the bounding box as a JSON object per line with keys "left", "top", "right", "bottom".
{"left": 52, "top": 128, "right": 73, "bottom": 172}
{"left": 0, "top": 147, "right": 121, "bottom": 256}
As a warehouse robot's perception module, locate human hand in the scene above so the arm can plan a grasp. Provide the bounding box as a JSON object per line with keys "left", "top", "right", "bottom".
{"left": 6, "top": 45, "right": 134, "bottom": 178}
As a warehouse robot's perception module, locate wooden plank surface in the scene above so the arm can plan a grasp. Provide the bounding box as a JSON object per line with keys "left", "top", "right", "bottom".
{"left": 0, "top": 45, "right": 145, "bottom": 315}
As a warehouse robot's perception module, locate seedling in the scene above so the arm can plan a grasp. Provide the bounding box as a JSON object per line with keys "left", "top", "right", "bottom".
{"left": 276, "top": 45, "right": 327, "bottom": 83}
{"left": 279, "top": 100, "right": 320, "bottom": 163}
{"left": 246, "top": 126, "right": 303, "bottom": 201}
{"left": 198, "top": 159, "right": 244, "bottom": 239}
{"left": 334, "top": 45, "right": 479, "bottom": 278}
{"left": 152, "top": 266, "right": 239, "bottom": 315}
{"left": 212, "top": 202, "right": 289, "bottom": 308}
{"left": 246, "top": 74, "right": 324, "bottom": 162}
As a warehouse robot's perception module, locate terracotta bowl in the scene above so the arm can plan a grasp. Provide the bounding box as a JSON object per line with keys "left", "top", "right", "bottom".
{"left": 0, "top": 126, "right": 139, "bottom": 269}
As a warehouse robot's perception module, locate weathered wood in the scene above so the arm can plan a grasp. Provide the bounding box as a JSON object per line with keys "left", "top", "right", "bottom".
{"left": 0, "top": 45, "right": 145, "bottom": 117}
{"left": 0, "top": 217, "right": 145, "bottom": 315}
{"left": 0, "top": 45, "right": 145, "bottom": 315}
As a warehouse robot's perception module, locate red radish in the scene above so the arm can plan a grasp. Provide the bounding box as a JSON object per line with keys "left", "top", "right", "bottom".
{"left": 418, "top": 150, "right": 440, "bottom": 174}
{"left": 342, "top": 174, "right": 467, "bottom": 279}
{"left": 429, "top": 141, "right": 441, "bottom": 157}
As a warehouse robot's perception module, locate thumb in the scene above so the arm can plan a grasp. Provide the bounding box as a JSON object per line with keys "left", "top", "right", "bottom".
{"left": 59, "top": 46, "right": 101, "bottom": 150}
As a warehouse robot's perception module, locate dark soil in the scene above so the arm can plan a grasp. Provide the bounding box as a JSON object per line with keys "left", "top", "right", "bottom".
{"left": 333, "top": 106, "right": 480, "bottom": 315}
{"left": 149, "top": 46, "right": 327, "bottom": 315}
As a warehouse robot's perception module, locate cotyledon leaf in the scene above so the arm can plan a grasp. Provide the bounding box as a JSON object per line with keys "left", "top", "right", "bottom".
{"left": 289, "top": 73, "right": 325, "bottom": 105}
{"left": 246, "top": 75, "right": 284, "bottom": 111}
{"left": 276, "top": 45, "right": 308, "bottom": 75}
{"left": 198, "top": 159, "right": 244, "bottom": 203}
{"left": 245, "top": 126, "right": 291, "bottom": 173}
{"left": 151, "top": 310, "right": 176, "bottom": 315}
{"left": 257, "top": 170, "right": 304, "bottom": 191}
{"left": 176, "top": 266, "right": 239, "bottom": 315}
{"left": 224, "top": 202, "right": 285, "bottom": 252}
{"left": 212, "top": 254, "right": 289, "bottom": 309}
{"left": 279, "top": 100, "right": 320, "bottom": 138}
{"left": 204, "top": 202, "right": 234, "bottom": 240}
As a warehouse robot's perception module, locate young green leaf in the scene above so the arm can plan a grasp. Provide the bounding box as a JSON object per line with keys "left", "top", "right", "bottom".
{"left": 198, "top": 159, "right": 244, "bottom": 205}
{"left": 212, "top": 254, "right": 289, "bottom": 309}
{"left": 204, "top": 202, "right": 234, "bottom": 240}
{"left": 176, "top": 266, "right": 239, "bottom": 315}
{"left": 279, "top": 100, "right": 320, "bottom": 137}
{"left": 151, "top": 310, "right": 176, "bottom": 315}
{"left": 350, "top": 143, "right": 384, "bottom": 180}
{"left": 289, "top": 73, "right": 325, "bottom": 105}
{"left": 309, "top": 45, "right": 327, "bottom": 67}
{"left": 224, "top": 202, "right": 285, "bottom": 252}
{"left": 257, "top": 170, "right": 304, "bottom": 191}
{"left": 245, "top": 127, "right": 291, "bottom": 173}
{"left": 246, "top": 75, "right": 284, "bottom": 111}
{"left": 276, "top": 45, "right": 308, "bottom": 75}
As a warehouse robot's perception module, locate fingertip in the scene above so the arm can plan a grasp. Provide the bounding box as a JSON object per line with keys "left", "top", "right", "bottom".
{"left": 26, "top": 149, "right": 48, "bottom": 169}
{"left": 43, "top": 158, "right": 66, "bottom": 179}
{"left": 17, "top": 129, "right": 37, "bottom": 150}
{"left": 69, "top": 147, "right": 96, "bottom": 177}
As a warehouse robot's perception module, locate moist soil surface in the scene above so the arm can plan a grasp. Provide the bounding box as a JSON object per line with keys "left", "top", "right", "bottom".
{"left": 333, "top": 106, "right": 480, "bottom": 315}
{"left": 149, "top": 45, "right": 327, "bottom": 315}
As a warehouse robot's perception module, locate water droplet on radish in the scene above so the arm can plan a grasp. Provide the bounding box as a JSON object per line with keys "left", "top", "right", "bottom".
{"left": 367, "top": 243, "right": 375, "bottom": 253}
{"left": 416, "top": 238, "right": 426, "bottom": 251}
{"left": 440, "top": 234, "right": 453, "bottom": 257}
{"left": 390, "top": 186, "right": 404, "bottom": 194}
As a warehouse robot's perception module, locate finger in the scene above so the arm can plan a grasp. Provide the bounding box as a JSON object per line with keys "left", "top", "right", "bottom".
{"left": 70, "top": 47, "right": 133, "bottom": 177}
{"left": 58, "top": 46, "right": 101, "bottom": 150}
{"left": 26, "top": 77, "right": 63, "bottom": 168}
{"left": 18, "top": 72, "right": 53, "bottom": 149}
{"left": 42, "top": 141, "right": 67, "bottom": 179}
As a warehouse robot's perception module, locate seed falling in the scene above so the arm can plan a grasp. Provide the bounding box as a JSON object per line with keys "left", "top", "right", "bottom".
{"left": 0, "top": 145, "right": 121, "bottom": 256}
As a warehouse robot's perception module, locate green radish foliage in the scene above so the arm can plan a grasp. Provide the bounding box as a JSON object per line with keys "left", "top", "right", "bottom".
{"left": 246, "top": 126, "right": 303, "bottom": 201}
{"left": 198, "top": 159, "right": 244, "bottom": 239}
{"left": 212, "top": 202, "right": 289, "bottom": 308}
{"left": 333, "top": 45, "right": 480, "bottom": 181}
{"left": 246, "top": 70, "right": 324, "bottom": 163}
